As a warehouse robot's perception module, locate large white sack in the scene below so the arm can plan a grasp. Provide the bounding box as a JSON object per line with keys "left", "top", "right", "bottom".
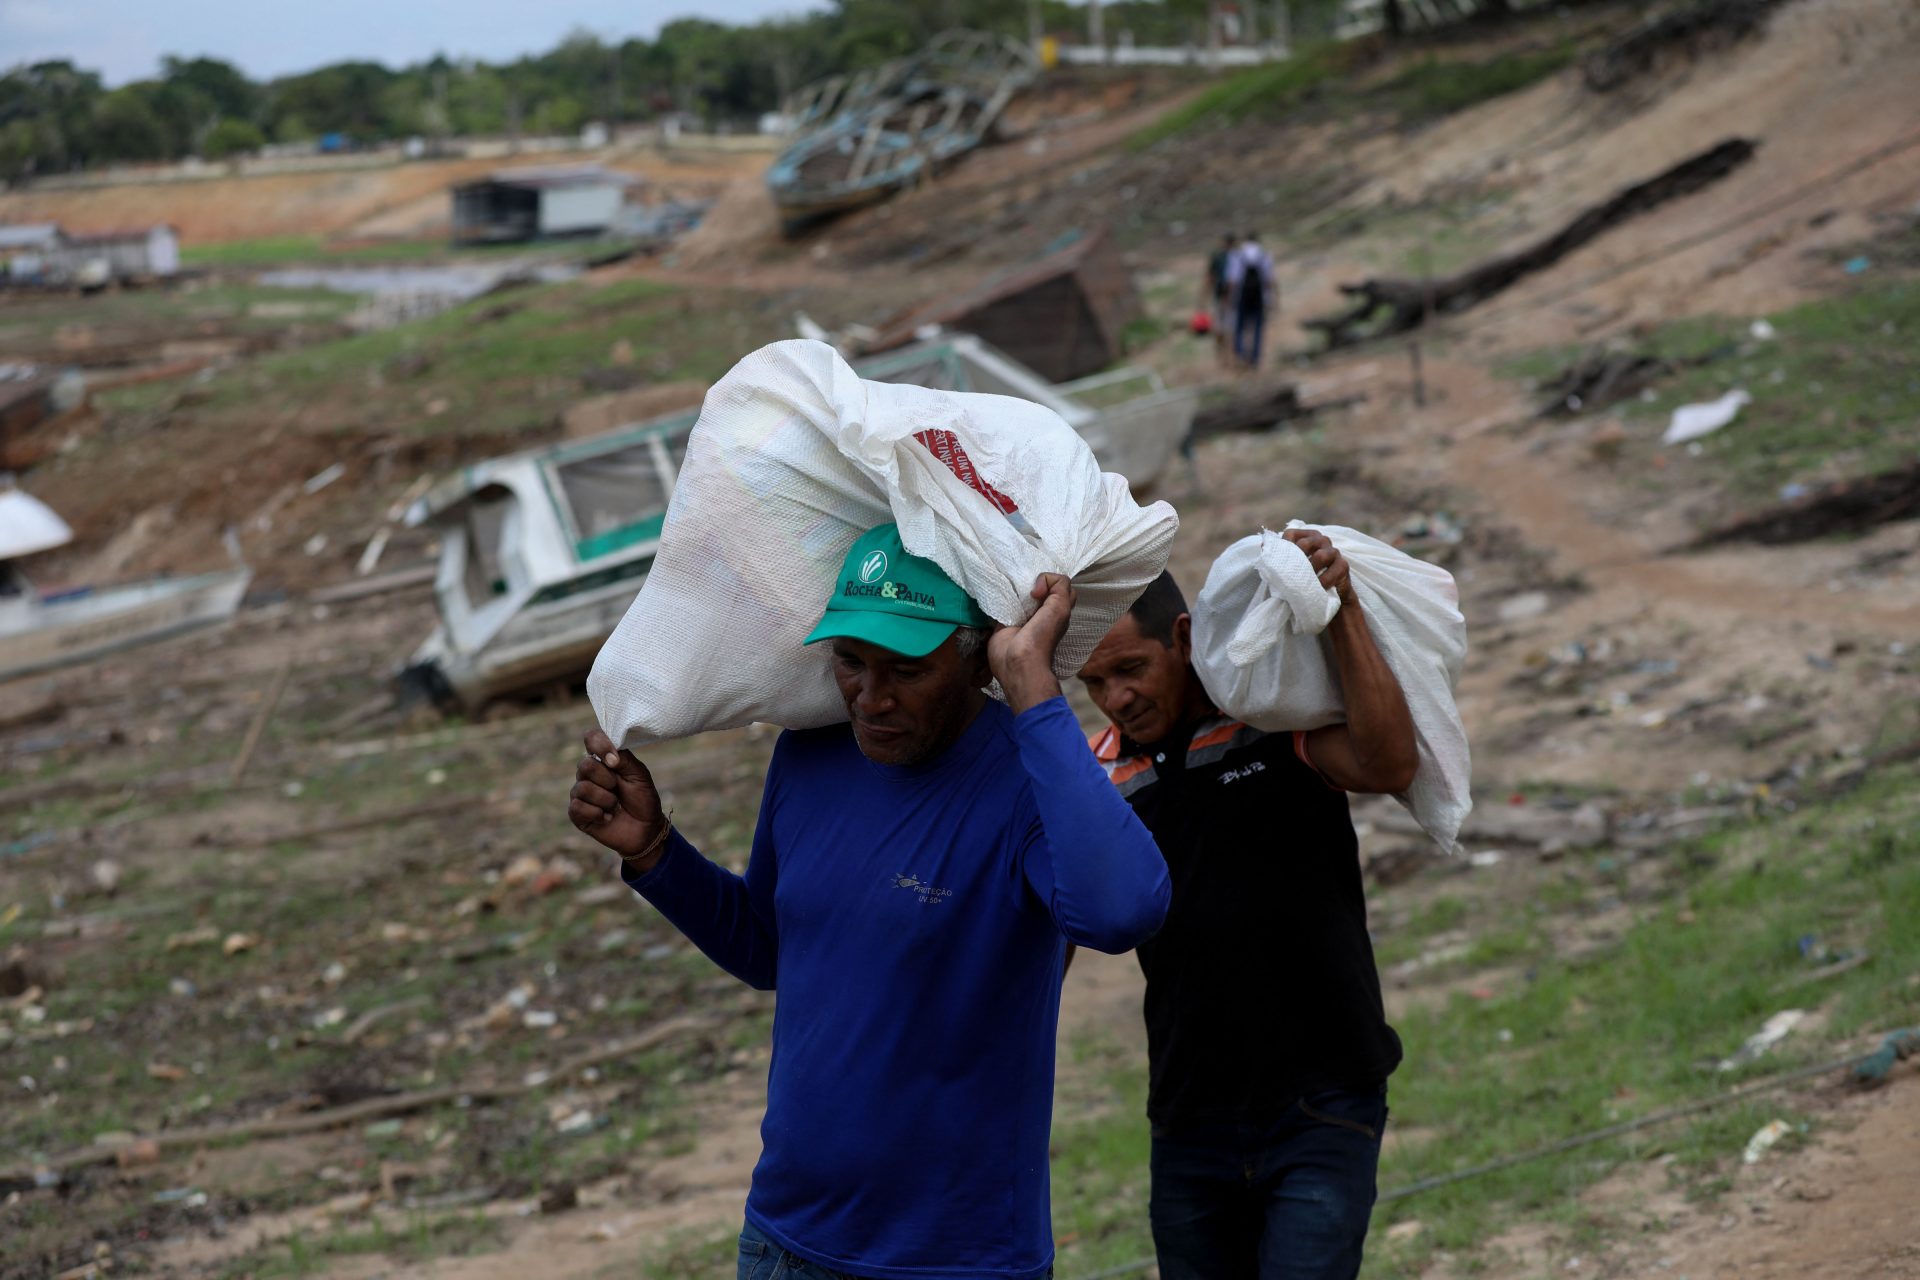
{"left": 588, "top": 339, "right": 1179, "bottom": 747}
{"left": 1190, "top": 522, "right": 1471, "bottom": 851}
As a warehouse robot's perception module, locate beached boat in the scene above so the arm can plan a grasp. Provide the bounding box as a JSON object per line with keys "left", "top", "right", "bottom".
{"left": 767, "top": 31, "right": 1039, "bottom": 228}
{"left": 401, "top": 335, "right": 1198, "bottom": 710}
{"left": 0, "top": 490, "right": 251, "bottom": 682}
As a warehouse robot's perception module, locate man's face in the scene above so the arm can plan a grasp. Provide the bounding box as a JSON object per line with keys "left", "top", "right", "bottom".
{"left": 1078, "top": 612, "right": 1194, "bottom": 747}
{"left": 829, "top": 633, "right": 985, "bottom": 766}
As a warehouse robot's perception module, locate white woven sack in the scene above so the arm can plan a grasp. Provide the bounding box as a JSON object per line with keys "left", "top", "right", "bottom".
{"left": 588, "top": 339, "right": 1179, "bottom": 748}
{"left": 1190, "top": 522, "right": 1471, "bottom": 851}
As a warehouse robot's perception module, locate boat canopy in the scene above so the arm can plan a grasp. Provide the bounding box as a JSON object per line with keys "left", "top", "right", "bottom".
{"left": 0, "top": 489, "right": 74, "bottom": 561}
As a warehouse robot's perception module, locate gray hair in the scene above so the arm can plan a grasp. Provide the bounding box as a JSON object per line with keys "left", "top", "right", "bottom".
{"left": 950, "top": 625, "right": 990, "bottom": 663}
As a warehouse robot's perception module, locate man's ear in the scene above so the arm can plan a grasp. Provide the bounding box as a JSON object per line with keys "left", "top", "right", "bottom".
{"left": 973, "top": 634, "right": 996, "bottom": 691}
{"left": 1173, "top": 612, "right": 1193, "bottom": 664}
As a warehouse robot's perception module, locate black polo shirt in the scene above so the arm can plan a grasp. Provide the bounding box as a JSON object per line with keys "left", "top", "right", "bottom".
{"left": 1093, "top": 714, "right": 1402, "bottom": 1127}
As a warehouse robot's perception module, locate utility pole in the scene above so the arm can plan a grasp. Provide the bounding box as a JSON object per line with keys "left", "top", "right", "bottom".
{"left": 1088, "top": 0, "right": 1105, "bottom": 56}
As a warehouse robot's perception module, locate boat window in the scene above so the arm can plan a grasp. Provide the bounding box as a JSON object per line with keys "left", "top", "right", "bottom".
{"left": 555, "top": 442, "right": 668, "bottom": 550}
{"left": 461, "top": 485, "right": 517, "bottom": 608}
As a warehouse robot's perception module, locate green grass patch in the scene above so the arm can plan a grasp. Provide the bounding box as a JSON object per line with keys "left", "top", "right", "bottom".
{"left": 1366, "top": 763, "right": 1920, "bottom": 1275}
{"left": 219, "top": 1211, "right": 502, "bottom": 1277}
{"left": 1378, "top": 44, "right": 1575, "bottom": 119}
{"left": 1504, "top": 280, "right": 1920, "bottom": 504}
{"left": 182, "top": 236, "right": 633, "bottom": 269}
{"left": 1130, "top": 45, "right": 1349, "bottom": 150}
{"left": 207, "top": 272, "right": 766, "bottom": 437}
{"left": 1050, "top": 1040, "right": 1155, "bottom": 1274}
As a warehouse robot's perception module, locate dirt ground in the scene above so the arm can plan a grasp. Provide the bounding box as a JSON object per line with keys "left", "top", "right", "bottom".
{"left": 4, "top": 2, "right": 1918, "bottom": 1277}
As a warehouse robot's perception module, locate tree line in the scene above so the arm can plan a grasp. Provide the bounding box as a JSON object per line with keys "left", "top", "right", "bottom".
{"left": 0, "top": 1, "right": 1359, "bottom": 184}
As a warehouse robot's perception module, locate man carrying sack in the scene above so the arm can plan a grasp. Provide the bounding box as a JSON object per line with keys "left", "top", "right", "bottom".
{"left": 1076, "top": 529, "right": 1417, "bottom": 1280}
{"left": 569, "top": 523, "right": 1171, "bottom": 1280}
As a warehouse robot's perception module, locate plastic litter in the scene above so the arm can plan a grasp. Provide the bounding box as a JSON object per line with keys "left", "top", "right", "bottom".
{"left": 1851, "top": 1027, "right": 1920, "bottom": 1085}
{"left": 1662, "top": 389, "right": 1750, "bottom": 445}
{"left": 1749, "top": 318, "right": 1776, "bottom": 340}
{"left": 1189, "top": 523, "right": 1471, "bottom": 850}
{"left": 1718, "top": 1009, "right": 1806, "bottom": 1072}
{"left": 1741, "top": 1118, "right": 1793, "bottom": 1165}
{"left": 589, "top": 340, "right": 1178, "bottom": 747}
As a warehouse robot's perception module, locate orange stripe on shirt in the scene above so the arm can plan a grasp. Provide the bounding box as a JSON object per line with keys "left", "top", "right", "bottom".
{"left": 1089, "top": 725, "right": 1121, "bottom": 763}
{"left": 1189, "top": 718, "right": 1247, "bottom": 753}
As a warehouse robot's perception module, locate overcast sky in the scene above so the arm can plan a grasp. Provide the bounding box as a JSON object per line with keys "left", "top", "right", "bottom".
{"left": 1, "top": 0, "right": 831, "bottom": 85}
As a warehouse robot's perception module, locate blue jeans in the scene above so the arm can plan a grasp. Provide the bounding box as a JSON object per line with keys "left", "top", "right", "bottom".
{"left": 738, "top": 1222, "right": 869, "bottom": 1280}
{"left": 736, "top": 1221, "right": 1055, "bottom": 1280}
{"left": 1149, "top": 1086, "right": 1388, "bottom": 1280}
{"left": 1233, "top": 305, "right": 1265, "bottom": 367}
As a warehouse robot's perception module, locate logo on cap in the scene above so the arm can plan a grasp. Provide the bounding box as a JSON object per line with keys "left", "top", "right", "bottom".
{"left": 858, "top": 550, "right": 889, "bottom": 584}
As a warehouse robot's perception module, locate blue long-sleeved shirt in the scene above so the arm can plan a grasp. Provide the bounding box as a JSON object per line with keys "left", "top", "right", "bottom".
{"left": 625, "top": 695, "right": 1169, "bottom": 1279}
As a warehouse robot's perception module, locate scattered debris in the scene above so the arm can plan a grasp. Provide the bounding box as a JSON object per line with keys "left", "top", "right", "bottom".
{"left": 165, "top": 926, "right": 221, "bottom": 951}
{"left": 1662, "top": 388, "right": 1750, "bottom": 444}
{"left": 865, "top": 227, "right": 1143, "bottom": 381}
{"left": 302, "top": 463, "right": 347, "bottom": 496}
{"left": 222, "top": 932, "right": 260, "bottom": 957}
{"left": 1536, "top": 350, "right": 1671, "bottom": 418}
{"left": 1851, "top": 1027, "right": 1920, "bottom": 1085}
{"left": 539, "top": 1181, "right": 580, "bottom": 1213}
{"left": 340, "top": 996, "right": 431, "bottom": 1045}
{"left": 228, "top": 659, "right": 293, "bottom": 786}
{"left": 1496, "top": 591, "right": 1554, "bottom": 624}
{"left": 1740, "top": 1117, "right": 1794, "bottom": 1164}
{"left": 1584, "top": 0, "right": 1790, "bottom": 92}
{"left": 1305, "top": 140, "right": 1758, "bottom": 348}
{"left": 1685, "top": 461, "right": 1920, "bottom": 548}
{"left": 1719, "top": 1009, "right": 1807, "bottom": 1071}
{"left": 1184, "top": 384, "right": 1368, "bottom": 443}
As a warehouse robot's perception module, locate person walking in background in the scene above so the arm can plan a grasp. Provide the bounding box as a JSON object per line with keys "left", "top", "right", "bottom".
{"left": 1226, "top": 232, "right": 1278, "bottom": 371}
{"left": 1202, "top": 232, "right": 1237, "bottom": 366}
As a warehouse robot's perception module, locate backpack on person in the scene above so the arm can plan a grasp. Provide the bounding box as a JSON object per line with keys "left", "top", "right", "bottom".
{"left": 1237, "top": 250, "right": 1266, "bottom": 314}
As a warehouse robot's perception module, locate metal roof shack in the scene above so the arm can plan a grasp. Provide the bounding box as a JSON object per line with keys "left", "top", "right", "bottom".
{"left": 2, "top": 223, "right": 179, "bottom": 286}
{"left": 0, "top": 224, "right": 62, "bottom": 251}
{"left": 864, "top": 227, "right": 1144, "bottom": 383}
{"left": 451, "top": 165, "right": 639, "bottom": 244}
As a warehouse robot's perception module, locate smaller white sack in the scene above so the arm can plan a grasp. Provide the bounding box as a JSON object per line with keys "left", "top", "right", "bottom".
{"left": 1190, "top": 522, "right": 1472, "bottom": 851}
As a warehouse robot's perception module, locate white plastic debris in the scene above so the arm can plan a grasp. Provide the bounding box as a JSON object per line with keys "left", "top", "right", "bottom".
{"left": 1741, "top": 1118, "right": 1792, "bottom": 1165}
{"left": 1718, "top": 1009, "right": 1806, "bottom": 1072}
{"left": 1662, "top": 389, "right": 1750, "bottom": 445}
{"left": 1749, "top": 319, "right": 1776, "bottom": 341}
{"left": 303, "top": 463, "right": 347, "bottom": 495}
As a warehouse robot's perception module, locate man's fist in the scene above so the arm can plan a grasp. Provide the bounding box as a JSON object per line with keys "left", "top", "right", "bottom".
{"left": 568, "top": 728, "right": 670, "bottom": 871}
{"left": 1282, "top": 528, "right": 1353, "bottom": 605}
{"left": 988, "top": 573, "right": 1077, "bottom": 713}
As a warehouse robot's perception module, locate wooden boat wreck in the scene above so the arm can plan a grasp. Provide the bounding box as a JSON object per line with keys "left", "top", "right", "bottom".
{"left": 0, "top": 489, "right": 250, "bottom": 682}
{"left": 865, "top": 227, "right": 1145, "bottom": 382}
{"left": 401, "top": 335, "right": 1197, "bottom": 710}
{"left": 766, "top": 30, "right": 1039, "bottom": 229}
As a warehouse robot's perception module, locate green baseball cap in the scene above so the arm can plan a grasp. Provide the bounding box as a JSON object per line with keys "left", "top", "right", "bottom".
{"left": 803, "top": 523, "right": 992, "bottom": 658}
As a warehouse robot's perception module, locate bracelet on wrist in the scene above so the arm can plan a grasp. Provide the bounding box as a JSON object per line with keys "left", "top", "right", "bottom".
{"left": 621, "top": 810, "right": 674, "bottom": 868}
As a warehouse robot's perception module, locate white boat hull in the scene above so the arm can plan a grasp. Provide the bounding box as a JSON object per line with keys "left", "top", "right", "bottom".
{"left": 406, "top": 573, "right": 642, "bottom": 711}
{"left": 0, "top": 570, "right": 252, "bottom": 682}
